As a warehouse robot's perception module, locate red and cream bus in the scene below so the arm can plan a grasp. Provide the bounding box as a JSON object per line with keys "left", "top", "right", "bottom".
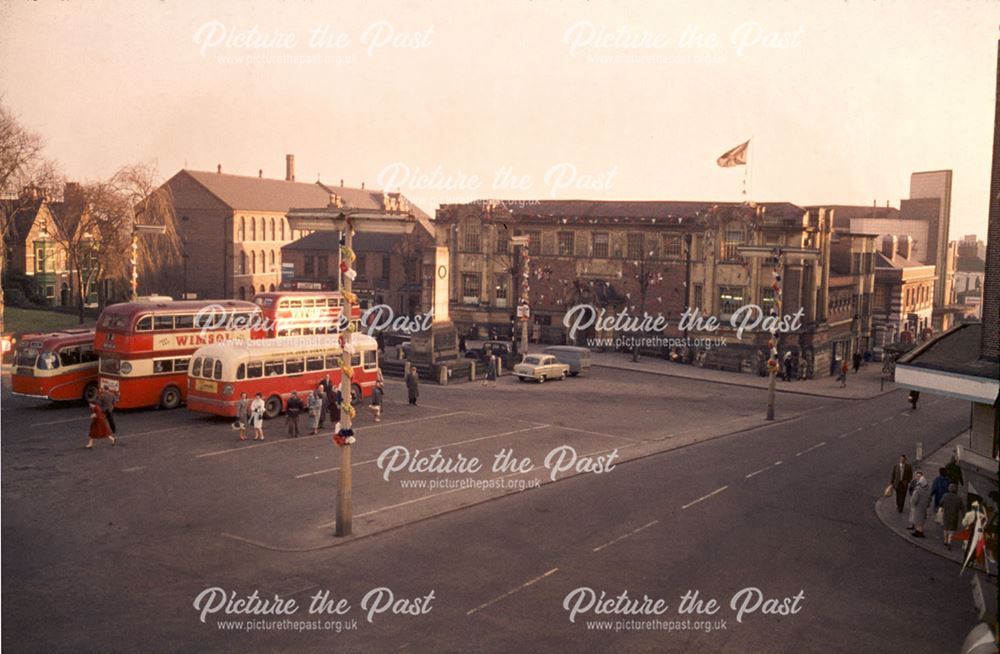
{"left": 11, "top": 328, "right": 100, "bottom": 403}
{"left": 95, "top": 299, "right": 261, "bottom": 410}
{"left": 186, "top": 333, "right": 379, "bottom": 419}
{"left": 251, "top": 291, "right": 362, "bottom": 338}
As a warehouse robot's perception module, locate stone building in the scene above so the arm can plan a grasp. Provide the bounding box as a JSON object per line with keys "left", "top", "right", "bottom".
{"left": 435, "top": 199, "right": 875, "bottom": 377}
{"left": 871, "top": 235, "right": 937, "bottom": 357}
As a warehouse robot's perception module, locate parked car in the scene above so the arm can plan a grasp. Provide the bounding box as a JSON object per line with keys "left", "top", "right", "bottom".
{"left": 465, "top": 341, "right": 513, "bottom": 367}
{"left": 542, "top": 346, "right": 591, "bottom": 376}
{"left": 513, "top": 354, "right": 569, "bottom": 383}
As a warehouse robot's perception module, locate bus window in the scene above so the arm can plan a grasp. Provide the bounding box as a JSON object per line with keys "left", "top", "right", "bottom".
{"left": 154, "top": 315, "right": 174, "bottom": 330}
{"left": 58, "top": 347, "right": 81, "bottom": 367}
{"left": 302, "top": 298, "right": 315, "bottom": 308}
{"left": 14, "top": 350, "right": 38, "bottom": 367}
{"left": 277, "top": 299, "right": 288, "bottom": 309}
{"left": 246, "top": 361, "right": 263, "bottom": 379}
{"left": 174, "top": 358, "right": 190, "bottom": 374}
{"left": 264, "top": 360, "right": 284, "bottom": 377}
{"left": 202, "top": 357, "right": 214, "bottom": 378}
{"left": 306, "top": 356, "right": 324, "bottom": 372}
{"left": 174, "top": 315, "right": 195, "bottom": 330}
{"left": 80, "top": 345, "right": 98, "bottom": 363}
{"left": 154, "top": 359, "right": 174, "bottom": 374}
{"left": 136, "top": 316, "right": 153, "bottom": 331}
{"left": 38, "top": 352, "right": 59, "bottom": 370}
{"left": 213, "top": 360, "right": 223, "bottom": 380}
{"left": 100, "top": 358, "right": 120, "bottom": 374}
{"left": 236, "top": 363, "right": 246, "bottom": 380}
{"left": 286, "top": 358, "right": 304, "bottom": 375}
{"left": 363, "top": 349, "right": 378, "bottom": 370}
{"left": 350, "top": 352, "right": 361, "bottom": 367}
{"left": 325, "top": 354, "right": 339, "bottom": 369}
{"left": 191, "top": 357, "right": 202, "bottom": 377}
{"left": 327, "top": 298, "right": 337, "bottom": 307}
{"left": 289, "top": 299, "right": 302, "bottom": 309}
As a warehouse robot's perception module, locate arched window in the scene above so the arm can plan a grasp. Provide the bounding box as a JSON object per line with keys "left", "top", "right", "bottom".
{"left": 240, "top": 251, "right": 246, "bottom": 275}
{"left": 239, "top": 217, "right": 246, "bottom": 241}
{"left": 248, "top": 285, "right": 255, "bottom": 298}
{"left": 270, "top": 217, "right": 276, "bottom": 241}
{"left": 270, "top": 250, "right": 276, "bottom": 268}
{"left": 250, "top": 217, "right": 256, "bottom": 241}
{"left": 260, "top": 250, "right": 266, "bottom": 273}
{"left": 280, "top": 220, "right": 285, "bottom": 241}
{"left": 239, "top": 286, "right": 246, "bottom": 300}
{"left": 259, "top": 284, "right": 265, "bottom": 294}
{"left": 251, "top": 251, "right": 256, "bottom": 274}
{"left": 269, "top": 283, "right": 276, "bottom": 292}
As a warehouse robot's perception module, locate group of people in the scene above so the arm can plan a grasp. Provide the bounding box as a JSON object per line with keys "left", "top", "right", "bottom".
{"left": 889, "top": 452, "right": 969, "bottom": 549}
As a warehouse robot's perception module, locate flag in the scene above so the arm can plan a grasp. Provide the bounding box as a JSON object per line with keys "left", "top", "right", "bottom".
{"left": 716, "top": 140, "right": 750, "bottom": 168}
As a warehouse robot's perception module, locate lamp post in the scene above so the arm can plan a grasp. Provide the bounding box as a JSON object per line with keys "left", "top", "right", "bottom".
{"left": 129, "top": 223, "right": 168, "bottom": 301}
{"left": 511, "top": 235, "right": 530, "bottom": 357}
{"left": 736, "top": 245, "right": 820, "bottom": 420}
{"left": 288, "top": 206, "right": 416, "bottom": 537}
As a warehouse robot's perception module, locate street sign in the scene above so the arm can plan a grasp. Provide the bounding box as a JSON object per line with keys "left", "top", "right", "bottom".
{"left": 517, "top": 305, "right": 530, "bottom": 319}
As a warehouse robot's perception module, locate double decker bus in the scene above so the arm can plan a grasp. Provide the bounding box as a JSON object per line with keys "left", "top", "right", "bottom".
{"left": 95, "top": 299, "right": 261, "bottom": 410}
{"left": 251, "top": 291, "right": 362, "bottom": 338}
{"left": 186, "top": 332, "right": 379, "bottom": 419}
{"left": 11, "top": 328, "right": 100, "bottom": 402}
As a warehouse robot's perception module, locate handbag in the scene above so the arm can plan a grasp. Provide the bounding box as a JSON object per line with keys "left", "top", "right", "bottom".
{"left": 934, "top": 507, "right": 944, "bottom": 525}
{"left": 884, "top": 484, "right": 894, "bottom": 498}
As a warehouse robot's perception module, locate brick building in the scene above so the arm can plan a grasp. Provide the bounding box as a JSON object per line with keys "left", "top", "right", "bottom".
{"left": 435, "top": 200, "right": 875, "bottom": 377}
{"left": 871, "top": 235, "right": 937, "bottom": 356}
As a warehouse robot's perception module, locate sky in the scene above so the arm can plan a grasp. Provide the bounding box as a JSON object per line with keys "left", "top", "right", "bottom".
{"left": 0, "top": 0, "right": 997, "bottom": 241}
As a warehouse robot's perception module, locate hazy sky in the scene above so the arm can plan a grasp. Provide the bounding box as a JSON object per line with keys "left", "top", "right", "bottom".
{"left": 1, "top": 0, "right": 997, "bottom": 239}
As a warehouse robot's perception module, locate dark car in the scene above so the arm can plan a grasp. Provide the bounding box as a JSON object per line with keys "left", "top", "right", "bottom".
{"left": 465, "top": 341, "right": 514, "bottom": 367}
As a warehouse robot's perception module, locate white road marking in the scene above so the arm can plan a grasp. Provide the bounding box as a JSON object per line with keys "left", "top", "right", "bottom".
{"left": 554, "top": 425, "right": 634, "bottom": 442}
{"left": 466, "top": 568, "right": 559, "bottom": 616}
{"left": 681, "top": 485, "right": 728, "bottom": 510}
{"left": 294, "top": 424, "right": 549, "bottom": 479}
{"left": 592, "top": 520, "right": 659, "bottom": 552}
{"left": 29, "top": 416, "right": 89, "bottom": 427}
{"left": 879, "top": 416, "right": 893, "bottom": 424}
{"left": 122, "top": 466, "right": 147, "bottom": 473}
{"left": 196, "top": 411, "right": 465, "bottom": 459}
{"left": 795, "top": 442, "right": 826, "bottom": 457}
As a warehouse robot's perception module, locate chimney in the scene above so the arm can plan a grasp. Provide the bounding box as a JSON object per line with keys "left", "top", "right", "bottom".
{"left": 217, "top": 164, "right": 222, "bottom": 174}
{"left": 285, "top": 154, "right": 295, "bottom": 182}
{"left": 881, "top": 235, "right": 897, "bottom": 259}
{"left": 897, "top": 235, "right": 913, "bottom": 260}
{"left": 258, "top": 169, "right": 263, "bottom": 178}
{"left": 361, "top": 181, "right": 365, "bottom": 190}
{"left": 340, "top": 179, "right": 344, "bottom": 187}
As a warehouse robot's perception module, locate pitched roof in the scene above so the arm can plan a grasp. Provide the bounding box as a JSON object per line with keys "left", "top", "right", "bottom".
{"left": 180, "top": 170, "right": 331, "bottom": 213}
{"left": 875, "top": 251, "right": 926, "bottom": 269}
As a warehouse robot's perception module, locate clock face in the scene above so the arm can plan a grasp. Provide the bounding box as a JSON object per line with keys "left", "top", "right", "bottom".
{"left": 437, "top": 265, "right": 448, "bottom": 279}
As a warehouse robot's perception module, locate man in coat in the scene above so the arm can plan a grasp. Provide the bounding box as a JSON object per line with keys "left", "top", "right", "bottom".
{"left": 406, "top": 367, "right": 419, "bottom": 406}
{"left": 891, "top": 454, "right": 913, "bottom": 513}
{"left": 285, "top": 391, "right": 304, "bottom": 438}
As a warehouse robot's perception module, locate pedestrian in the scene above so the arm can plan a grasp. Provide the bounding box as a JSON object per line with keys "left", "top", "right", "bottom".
{"left": 85, "top": 401, "right": 116, "bottom": 449}
{"left": 852, "top": 351, "right": 862, "bottom": 373}
{"left": 308, "top": 389, "right": 324, "bottom": 435}
{"left": 532, "top": 321, "right": 541, "bottom": 344}
{"left": 837, "top": 359, "right": 848, "bottom": 388}
{"left": 406, "top": 366, "right": 419, "bottom": 405}
{"left": 890, "top": 454, "right": 913, "bottom": 514}
{"left": 782, "top": 352, "right": 793, "bottom": 382}
{"left": 940, "top": 483, "right": 964, "bottom": 549}
{"left": 944, "top": 450, "right": 964, "bottom": 487}
{"left": 908, "top": 471, "right": 931, "bottom": 538}
{"left": 326, "top": 385, "right": 341, "bottom": 430}
{"left": 930, "top": 467, "right": 950, "bottom": 511}
{"left": 369, "top": 381, "right": 383, "bottom": 422}
{"left": 489, "top": 325, "right": 498, "bottom": 341}
{"left": 458, "top": 333, "right": 467, "bottom": 353}
{"left": 285, "top": 391, "right": 304, "bottom": 438}
{"left": 482, "top": 353, "right": 498, "bottom": 388}
{"left": 250, "top": 393, "right": 266, "bottom": 441}
{"left": 98, "top": 384, "right": 119, "bottom": 436}
{"left": 235, "top": 392, "right": 250, "bottom": 441}
{"left": 907, "top": 390, "right": 920, "bottom": 410}
{"left": 316, "top": 384, "right": 327, "bottom": 429}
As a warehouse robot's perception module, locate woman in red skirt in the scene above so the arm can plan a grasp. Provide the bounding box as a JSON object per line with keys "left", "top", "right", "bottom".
{"left": 86, "top": 401, "right": 117, "bottom": 449}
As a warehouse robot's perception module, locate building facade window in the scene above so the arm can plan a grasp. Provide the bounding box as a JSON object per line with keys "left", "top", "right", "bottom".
{"left": 270, "top": 218, "right": 276, "bottom": 241}
{"left": 592, "top": 232, "right": 609, "bottom": 258}
{"left": 526, "top": 230, "right": 541, "bottom": 255}
{"left": 318, "top": 255, "right": 329, "bottom": 277}
{"left": 280, "top": 219, "right": 285, "bottom": 241}
{"left": 462, "top": 273, "right": 480, "bottom": 304}
{"left": 722, "top": 228, "right": 744, "bottom": 262}
{"left": 693, "top": 284, "right": 704, "bottom": 312}
{"left": 259, "top": 250, "right": 266, "bottom": 274}
{"left": 496, "top": 230, "right": 509, "bottom": 254}
{"left": 239, "top": 251, "right": 247, "bottom": 275}
{"left": 304, "top": 256, "right": 315, "bottom": 275}
{"left": 464, "top": 225, "right": 481, "bottom": 252}
{"left": 250, "top": 218, "right": 256, "bottom": 241}
{"left": 356, "top": 253, "right": 366, "bottom": 280}
{"left": 557, "top": 231, "right": 575, "bottom": 256}
{"left": 239, "top": 217, "right": 246, "bottom": 241}
{"left": 381, "top": 254, "right": 391, "bottom": 281}
{"left": 760, "top": 286, "right": 776, "bottom": 314}
{"left": 269, "top": 250, "right": 276, "bottom": 270}
{"left": 495, "top": 276, "right": 510, "bottom": 308}
{"left": 663, "top": 234, "right": 683, "bottom": 259}
{"left": 718, "top": 286, "right": 745, "bottom": 321}
{"left": 627, "top": 233, "right": 645, "bottom": 260}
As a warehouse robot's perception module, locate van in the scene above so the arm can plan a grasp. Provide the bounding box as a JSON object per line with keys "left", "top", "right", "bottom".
{"left": 542, "top": 346, "right": 591, "bottom": 376}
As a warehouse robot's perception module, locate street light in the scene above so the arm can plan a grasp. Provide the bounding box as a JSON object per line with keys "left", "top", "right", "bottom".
{"left": 510, "top": 235, "right": 530, "bottom": 357}
{"left": 736, "top": 245, "right": 821, "bottom": 420}
{"left": 130, "top": 223, "right": 168, "bottom": 301}
{"left": 288, "top": 206, "right": 416, "bottom": 537}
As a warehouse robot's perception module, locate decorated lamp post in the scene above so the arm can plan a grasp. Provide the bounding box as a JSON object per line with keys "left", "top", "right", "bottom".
{"left": 287, "top": 206, "right": 416, "bottom": 537}
{"left": 737, "top": 245, "right": 820, "bottom": 420}
{"left": 511, "top": 235, "right": 530, "bottom": 357}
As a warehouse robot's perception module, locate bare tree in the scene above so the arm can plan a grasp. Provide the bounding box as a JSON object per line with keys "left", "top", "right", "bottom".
{"left": 629, "top": 239, "right": 664, "bottom": 362}
{"left": 0, "top": 102, "right": 59, "bottom": 332}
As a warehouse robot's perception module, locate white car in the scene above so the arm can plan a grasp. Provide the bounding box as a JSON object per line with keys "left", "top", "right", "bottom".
{"left": 513, "top": 354, "right": 570, "bottom": 383}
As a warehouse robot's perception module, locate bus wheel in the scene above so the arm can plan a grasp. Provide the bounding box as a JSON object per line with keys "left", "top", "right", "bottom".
{"left": 351, "top": 384, "right": 362, "bottom": 405}
{"left": 160, "top": 385, "right": 182, "bottom": 410}
{"left": 264, "top": 395, "right": 283, "bottom": 419}
{"left": 82, "top": 382, "right": 99, "bottom": 404}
